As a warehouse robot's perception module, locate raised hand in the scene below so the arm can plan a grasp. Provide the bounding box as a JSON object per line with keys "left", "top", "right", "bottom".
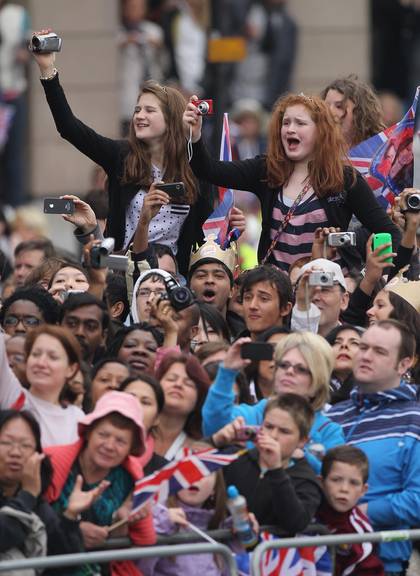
{"left": 139, "top": 183, "right": 170, "bottom": 224}
{"left": 60, "top": 195, "right": 98, "bottom": 233}
{"left": 21, "top": 452, "right": 45, "bottom": 497}
{"left": 360, "top": 234, "right": 396, "bottom": 295}
{"left": 183, "top": 96, "right": 202, "bottom": 143}
{"left": 64, "top": 475, "right": 110, "bottom": 520}
{"left": 229, "top": 207, "right": 246, "bottom": 236}
{"left": 256, "top": 429, "right": 282, "bottom": 470}
{"left": 211, "top": 416, "right": 246, "bottom": 448}
{"left": 223, "top": 338, "right": 252, "bottom": 371}
{"left": 29, "top": 28, "right": 56, "bottom": 75}
{"left": 311, "top": 227, "right": 340, "bottom": 260}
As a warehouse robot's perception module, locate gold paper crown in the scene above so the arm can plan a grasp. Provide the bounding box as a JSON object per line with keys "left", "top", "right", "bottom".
{"left": 385, "top": 276, "right": 420, "bottom": 312}
{"left": 189, "top": 234, "right": 237, "bottom": 274}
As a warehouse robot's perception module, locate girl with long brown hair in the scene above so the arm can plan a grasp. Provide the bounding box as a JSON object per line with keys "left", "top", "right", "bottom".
{"left": 31, "top": 35, "right": 214, "bottom": 276}
{"left": 184, "top": 93, "right": 399, "bottom": 272}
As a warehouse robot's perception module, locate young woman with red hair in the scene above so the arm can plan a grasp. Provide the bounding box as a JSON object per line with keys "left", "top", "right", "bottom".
{"left": 184, "top": 93, "right": 399, "bottom": 272}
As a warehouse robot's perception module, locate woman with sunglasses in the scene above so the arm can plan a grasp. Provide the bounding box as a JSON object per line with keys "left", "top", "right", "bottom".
{"left": 202, "top": 332, "right": 344, "bottom": 473}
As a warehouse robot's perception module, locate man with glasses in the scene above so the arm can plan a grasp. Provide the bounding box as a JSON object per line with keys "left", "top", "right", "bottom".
{"left": 59, "top": 293, "right": 109, "bottom": 364}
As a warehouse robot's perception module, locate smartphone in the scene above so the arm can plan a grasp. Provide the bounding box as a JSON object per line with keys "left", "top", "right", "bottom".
{"left": 240, "top": 342, "right": 273, "bottom": 361}
{"left": 43, "top": 198, "right": 75, "bottom": 214}
{"left": 372, "top": 232, "right": 393, "bottom": 263}
{"left": 155, "top": 182, "right": 185, "bottom": 201}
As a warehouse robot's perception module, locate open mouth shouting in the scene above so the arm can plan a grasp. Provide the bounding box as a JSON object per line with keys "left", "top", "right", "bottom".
{"left": 202, "top": 289, "right": 216, "bottom": 303}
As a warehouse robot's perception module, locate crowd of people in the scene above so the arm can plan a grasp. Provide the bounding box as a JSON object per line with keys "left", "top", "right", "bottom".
{"left": 0, "top": 3, "right": 419, "bottom": 576}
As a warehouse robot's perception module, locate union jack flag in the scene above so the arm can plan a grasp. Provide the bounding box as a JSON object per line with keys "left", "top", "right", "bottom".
{"left": 202, "top": 113, "right": 241, "bottom": 249}
{"left": 0, "top": 103, "right": 14, "bottom": 152}
{"left": 255, "top": 531, "right": 332, "bottom": 576}
{"left": 130, "top": 446, "right": 245, "bottom": 518}
{"left": 349, "top": 86, "right": 419, "bottom": 208}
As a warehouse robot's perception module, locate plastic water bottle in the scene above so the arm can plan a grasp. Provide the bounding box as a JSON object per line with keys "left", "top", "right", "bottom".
{"left": 226, "top": 485, "right": 258, "bottom": 549}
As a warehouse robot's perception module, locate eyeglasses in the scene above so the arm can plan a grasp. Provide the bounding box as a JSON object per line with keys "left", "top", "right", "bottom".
{"left": 275, "top": 361, "right": 312, "bottom": 376}
{"left": 0, "top": 439, "right": 36, "bottom": 454}
{"left": 3, "top": 315, "right": 41, "bottom": 328}
{"left": 137, "top": 288, "right": 166, "bottom": 299}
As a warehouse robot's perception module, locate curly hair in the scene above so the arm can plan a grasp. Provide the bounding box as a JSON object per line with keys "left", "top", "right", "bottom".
{"left": 266, "top": 93, "right": 349, "bottom": 197}
{"left": 0, "top": 286, "right": 59, "bottom": 326}
{"left": 320, "top": 75, "right": 386, "bottom": 146}
{"left": 122, "top": 80, "right": 198, "bottom": 204}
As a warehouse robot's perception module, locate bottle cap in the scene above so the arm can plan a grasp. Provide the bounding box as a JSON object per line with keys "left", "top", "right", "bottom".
{"left": 227, "top": 485, "right": 239, "bottom": 498}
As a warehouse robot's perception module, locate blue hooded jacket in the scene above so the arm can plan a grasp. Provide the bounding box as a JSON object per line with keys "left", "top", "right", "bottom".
{"left": 202, "top": 365, "right": 344, "bottom": 474}
{"left": 327, "top": 383, "right": 420, "bottom": 572}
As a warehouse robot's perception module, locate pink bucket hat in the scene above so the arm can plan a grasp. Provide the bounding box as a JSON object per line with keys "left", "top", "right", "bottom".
{"left": 78, "top": 391, "right": 146, "bottom": 456}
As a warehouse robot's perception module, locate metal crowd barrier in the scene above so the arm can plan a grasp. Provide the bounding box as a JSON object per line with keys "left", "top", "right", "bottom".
{"left": 0, "top": 523, "right": 331, "bottom": 574}
{"left": 251, "top": 528, "right": 420, "bottom": 575}
{"left": 0, "top": 542, "right": 238, "bottom": 575}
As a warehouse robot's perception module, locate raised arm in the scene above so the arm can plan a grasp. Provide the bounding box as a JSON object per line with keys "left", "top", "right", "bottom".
{"left": 183, "top": 97, "right": 265, "bottom": 193}
{"left": 30, "top": 30, "right": 121, "bottom": 172}
{"left": 0, "top": 333, "right": 24, "bottom": 409}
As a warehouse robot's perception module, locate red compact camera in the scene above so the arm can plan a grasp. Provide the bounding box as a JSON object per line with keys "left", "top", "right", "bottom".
{"left": 195, "top": 99, "right": 214, "bottom": 115}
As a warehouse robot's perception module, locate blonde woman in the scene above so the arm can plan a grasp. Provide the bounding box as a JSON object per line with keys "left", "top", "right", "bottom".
{"left": 202, "top": 332, "right": 344, "bottom": 473}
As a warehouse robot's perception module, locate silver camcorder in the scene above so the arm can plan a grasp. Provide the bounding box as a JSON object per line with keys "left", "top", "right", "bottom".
{"left": 89, "top": 238, "right": 128, "bottom": 271}
{"left": 327, "top": 232, "right": 356, "bottom": 247}
{"left": 31, "top": 32, "right": 62, "bottom": 53}
{"left": 308, "top": 271, "right": 334, "bottom": 287}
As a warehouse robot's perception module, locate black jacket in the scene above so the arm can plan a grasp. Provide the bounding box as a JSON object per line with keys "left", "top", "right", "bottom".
{"left": 0, "top": 488, "right": 83, "bottom": 561}
{"left": 190, "top": 139, "right": 401, "bottom": 271}
{"left": 41, "top": 75, "right": 213, "bottom": 276}
{"left": 223, "top": 449, "right": 322, "bottom": 534}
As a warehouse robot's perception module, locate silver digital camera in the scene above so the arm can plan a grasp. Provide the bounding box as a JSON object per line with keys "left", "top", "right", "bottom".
{"left": 308, "top": 271, "right": 334, "bottom": 287}
{"left": 327, "top": 232, "right": 356, "bottom": 247}
{"left": 31, "top": 32, "right": 62, "bottom": 54}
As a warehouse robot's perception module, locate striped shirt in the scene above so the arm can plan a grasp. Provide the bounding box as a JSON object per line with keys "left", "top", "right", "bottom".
{"left": 269, "top": 189, "right": 328, "bottom": 271}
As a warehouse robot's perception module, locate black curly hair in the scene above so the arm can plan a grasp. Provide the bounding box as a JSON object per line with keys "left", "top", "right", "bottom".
{"left": 0, "top": 286, "right": 59, "bottom": 326}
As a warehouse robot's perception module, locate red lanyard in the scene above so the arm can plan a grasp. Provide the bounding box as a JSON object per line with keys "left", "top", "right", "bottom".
{"left": 262, "top": 181, "right": 312, "bottom": 265}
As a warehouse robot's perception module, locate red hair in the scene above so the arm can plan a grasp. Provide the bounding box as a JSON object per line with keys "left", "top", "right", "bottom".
{"left": 266, "top": 94, "right": 352, "bottom": 197}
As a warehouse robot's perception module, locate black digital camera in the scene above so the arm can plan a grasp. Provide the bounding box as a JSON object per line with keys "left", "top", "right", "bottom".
{"left": 406, "top": 193, "right": 420, "bottom": 212}
{"left": 163, "top": 276, "right": 195, "bottom": 311}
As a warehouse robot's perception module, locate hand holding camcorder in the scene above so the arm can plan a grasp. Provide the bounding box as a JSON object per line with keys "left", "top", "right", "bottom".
{"left": 88, "top": 238, "right": 128, "bottom": 271}
{"left": 31, "top": 32, "right": 62, "bottom": 53}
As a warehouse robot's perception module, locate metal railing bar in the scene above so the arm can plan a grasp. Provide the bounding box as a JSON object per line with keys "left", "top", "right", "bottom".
{"left": 251, "top": 528, "right": 420, "bottom": 575}
{"left": 0, "top": 542, "right": 238, "bottom": 575}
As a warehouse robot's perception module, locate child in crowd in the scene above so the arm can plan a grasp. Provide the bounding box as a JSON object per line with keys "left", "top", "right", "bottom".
{"left": 317, "top": 445, "right": 384, "bottom": 575}
{"left": 212, "top": 393, "right": 323, "bottom": 534}
{"left": 137, "top": 464, "right": 244, "bottom": 576}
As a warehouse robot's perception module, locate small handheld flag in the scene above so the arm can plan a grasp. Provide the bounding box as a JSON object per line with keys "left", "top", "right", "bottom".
{"left": 202, "top": 113, "right": 241, "bottom": 248}
{"left": 130, "top": 446, "right": 245, "bottom": 518}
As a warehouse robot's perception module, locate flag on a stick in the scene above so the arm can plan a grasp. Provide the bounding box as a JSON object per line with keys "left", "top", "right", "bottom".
{"left": 130, "top": 446, "right": 245, "bottom": 517}
{"left": 202, "top": 113, "right": 241, "bottom": 249}
{"left": 349, "top": 86, "right": 419, "bottom": 208}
